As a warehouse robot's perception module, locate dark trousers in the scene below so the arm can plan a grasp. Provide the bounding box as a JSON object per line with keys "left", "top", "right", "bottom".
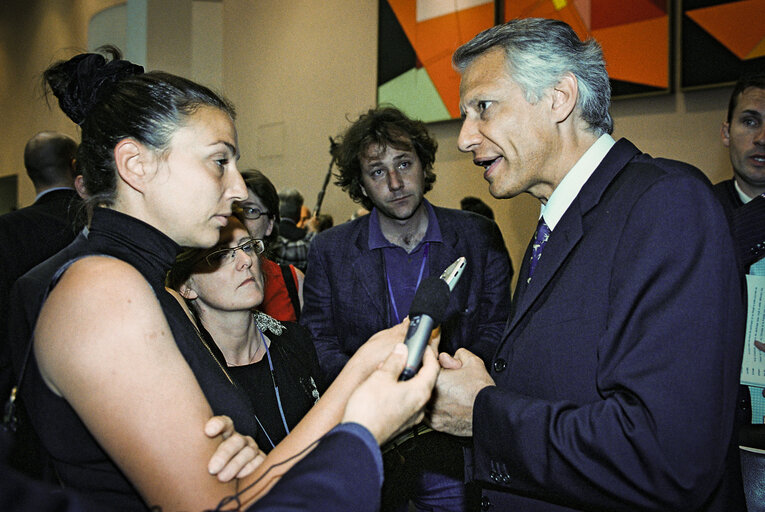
{"left": 381, "top": 430, "right": 476, "bottom": 512}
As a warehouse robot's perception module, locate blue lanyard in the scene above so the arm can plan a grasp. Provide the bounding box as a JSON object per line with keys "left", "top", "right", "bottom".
{"left": 386, "top": 242, "right": 430, "bottom": 324}
{"left": 253, "top": 327, "right": 290, "bottom": 449}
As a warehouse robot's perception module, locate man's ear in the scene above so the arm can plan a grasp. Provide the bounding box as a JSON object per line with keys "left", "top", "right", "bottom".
{"left": 721, "top": 122, "right": 731, "bottom": 148}
{"left": 179, "top": 281, "right": 199, "bottom": 300}
{"left": 360, "top": 184, "right": 368, "bottom": 197}
{"left": 551, "top": 72, "right": 578, "bottom": 124}
{"left": 114, "top": 138, "right": 152, "bottom": 193}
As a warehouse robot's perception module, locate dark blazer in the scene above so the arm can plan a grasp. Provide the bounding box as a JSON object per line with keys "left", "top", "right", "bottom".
{"left": 301, "top": 205, "right": 513, "bottom": 381}
{"left": 714, "top": 179, "right": 765, "bottom": 451}
{"left": 0, "top": 189, "right": 81, "bottom": 398}
{"left": 470, "top": 139, "right": 746, "bottom": 511}
{"left": 714, "top": 179, "right": 765, "bottom": 270}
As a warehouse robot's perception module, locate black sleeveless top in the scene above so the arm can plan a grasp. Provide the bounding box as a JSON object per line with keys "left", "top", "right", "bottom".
{"left": 225, "top": 319, "right": 324, "bottom": 452}
{"left": 12, "top": 208, "right": 258, "bottom": 511}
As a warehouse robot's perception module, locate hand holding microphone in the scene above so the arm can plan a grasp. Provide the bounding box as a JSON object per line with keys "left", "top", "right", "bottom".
{"left": 400, "top": 257, "right": 466, "bottom": 380}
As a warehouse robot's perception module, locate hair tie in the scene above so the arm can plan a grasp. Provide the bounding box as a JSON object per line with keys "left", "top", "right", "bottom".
{"left": 67, "top": 54, "right": 144, "bottom": 125}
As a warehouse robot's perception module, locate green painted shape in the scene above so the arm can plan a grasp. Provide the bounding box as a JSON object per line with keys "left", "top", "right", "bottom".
{"left": 378, "top": 67, "right": 451, "bottom": 123}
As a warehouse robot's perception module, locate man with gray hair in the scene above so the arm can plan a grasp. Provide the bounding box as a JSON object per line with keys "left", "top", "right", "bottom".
{"left": 426, "top": 18, "right": 745, "bottom": 511}
{"left": 273, "top": 188, "right": 312, "bottom": 272}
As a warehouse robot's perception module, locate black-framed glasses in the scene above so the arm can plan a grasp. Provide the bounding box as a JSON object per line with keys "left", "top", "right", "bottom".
{"left": 204, "top": 238, "right": 265, "bottom": 267}
{"left": 234, "top": 204, "right": 270, "bottom": 220}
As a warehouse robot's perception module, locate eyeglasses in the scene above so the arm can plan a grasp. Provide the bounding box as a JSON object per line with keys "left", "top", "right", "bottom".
{"left": 204, "top": 238, "right": 265, "bottom": 267}
{"left": 234, "top": 204, "right": 270, "bottom": 220}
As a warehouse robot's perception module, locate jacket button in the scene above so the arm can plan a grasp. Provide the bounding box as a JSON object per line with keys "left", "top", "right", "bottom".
{"left": 490, "top": 470, "right": 499, "bottom": 482}
{"left": 494, "top": 358, "right": 507, "bottom": 372}
{"left": 480, "top": 496, "right": 492, "bottom": 511}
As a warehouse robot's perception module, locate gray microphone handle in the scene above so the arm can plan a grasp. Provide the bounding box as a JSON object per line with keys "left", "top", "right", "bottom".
{"left": 399, "top": 314, "right": 435, "bottom": 381}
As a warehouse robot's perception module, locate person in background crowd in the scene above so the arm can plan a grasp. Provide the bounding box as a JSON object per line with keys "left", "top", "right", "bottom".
{"left": 272, "top": 188, "right": 312, "bottom": 272}
{"left": 713, "top": 68, "right": 765, "bottom": 512}
{"left": 236, "top": 169, "right": 303, "bottom": 321}
{"left": 0, "top": 131, "right": 82, "bottom": 479}
{"left": 459, "top": 195, "right": 495, "bottom": 220}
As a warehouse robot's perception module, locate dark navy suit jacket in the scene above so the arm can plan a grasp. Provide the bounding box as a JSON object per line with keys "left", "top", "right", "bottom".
{"left": 470, "top": 139, "right": 746, "bottom": 511}
{"left": 0, "top": 189, "right": 81, "bottom": 397}
{"left": 301, "top": 205, "right": 513, "bottom": 381}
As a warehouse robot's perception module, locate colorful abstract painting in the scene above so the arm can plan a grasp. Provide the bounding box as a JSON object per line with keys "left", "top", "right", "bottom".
{"left": 682, "top": 0, "right": 765, "bottom": 90}
{"left": 378, "top": 1, "right": 671, "bottom": 122}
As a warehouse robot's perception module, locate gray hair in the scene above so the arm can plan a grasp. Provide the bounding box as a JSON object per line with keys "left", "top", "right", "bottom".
{"left": 453, "top": 18, "right": 613, "bottom": 135}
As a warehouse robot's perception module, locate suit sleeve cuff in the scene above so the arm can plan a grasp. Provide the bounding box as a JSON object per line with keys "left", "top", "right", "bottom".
{"left": 335, "top": 422, "right": 384, "bottom": 486}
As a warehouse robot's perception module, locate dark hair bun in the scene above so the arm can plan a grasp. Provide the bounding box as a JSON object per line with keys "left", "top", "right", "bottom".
{"left": 44, "top": 47, "right": 144, "bottom": 125}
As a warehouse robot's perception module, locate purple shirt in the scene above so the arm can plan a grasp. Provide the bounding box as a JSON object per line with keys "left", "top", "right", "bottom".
{"left": 367, "top": 200, "right": 443, "bottom": 325}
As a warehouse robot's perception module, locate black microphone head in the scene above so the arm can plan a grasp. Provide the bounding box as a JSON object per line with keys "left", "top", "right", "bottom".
{"left": 408, "top": 276, "right": 450, "bottom": 324}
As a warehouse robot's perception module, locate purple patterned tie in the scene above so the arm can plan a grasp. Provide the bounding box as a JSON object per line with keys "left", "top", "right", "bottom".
{"left": 527, "top": 217, "right": 551, "bottom": 282}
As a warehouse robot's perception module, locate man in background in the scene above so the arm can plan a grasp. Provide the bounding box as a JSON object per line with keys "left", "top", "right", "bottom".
{"left": 427, "top": 18, "right": 745, "bottom": 511}
{"left": 0, "top": 131, "right": 82, "bottom": 478}
{"left": 272, "top": 188, "right": 312, "bottom": 272}
{"left": 302, "top": 106, "right": 512, "bottom": 511}
{"left": 713, "top": 69, "right": 765, "bottom": 511}
{"left": 0, "top": 131, "right": 80, "bottom": 399}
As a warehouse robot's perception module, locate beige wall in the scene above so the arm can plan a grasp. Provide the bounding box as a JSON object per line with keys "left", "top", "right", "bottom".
{"left": 1, "top": 0, "right": 736, "bottom": 281}
{"left": 0, "top": 0, "right": 123, "bottom": 205}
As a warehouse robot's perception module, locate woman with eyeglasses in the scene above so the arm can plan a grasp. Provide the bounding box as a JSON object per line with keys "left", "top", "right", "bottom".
{"left": 235, "top": 169, "right": 304, "bottom": 322}
{"left": 167, "top": 216, "right": 324, "bottom": 453}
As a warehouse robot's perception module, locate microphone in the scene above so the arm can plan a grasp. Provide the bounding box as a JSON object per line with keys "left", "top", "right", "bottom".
{"left": 399, "top": 276, "right": 451, "bottom": 381}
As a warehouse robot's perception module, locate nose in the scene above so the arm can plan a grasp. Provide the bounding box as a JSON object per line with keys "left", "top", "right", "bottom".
{"left": 755, "top": 123, "right": 765, "bottom": 146}
{"left": 387, "top": 169, "right": 403, "bottom": 191}
{"left": 235, "top": 247, "right": 253, "bottom": 270}
{"left": 458, "top": 117, "right": 481, "bottom": 153}
{"left": 227, "top": 163, "right": 248, "bottom": 202}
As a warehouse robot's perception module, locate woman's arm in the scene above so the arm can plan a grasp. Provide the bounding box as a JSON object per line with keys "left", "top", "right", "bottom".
{"left": 37, "top": 257, "right": 433, "bottom": 509}
{"left": 36, "top": 257, "right": 250, "bottom": 510}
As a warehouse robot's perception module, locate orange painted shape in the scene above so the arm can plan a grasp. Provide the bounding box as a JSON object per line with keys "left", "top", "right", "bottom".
{"left": 424, "top": 56, "right": 463, "bottom": 119}
{"left": 415, "top": 4, "right": 494, "bottom": 64}
{"left": 686, "top": 0, "right": 765, "bottom": 60}
{"left": 593, "top": 15, "right": 669, "bottom": 88}
{"left": 748, "top": 36, "right": 765, "bottom": 59}
{"left": 385, "top": 1, "right": 494, "bottom": 117}
{"left": 589, "top": 0, "right": 666, "bottom": 30}
{"left": 504, "top": 2, "right": 590, "bottom": 39}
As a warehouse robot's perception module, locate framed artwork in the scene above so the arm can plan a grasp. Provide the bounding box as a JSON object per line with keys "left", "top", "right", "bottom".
{"left": 681, "top": 0, "right": 765, "bottom": 90}
{"left": 378, "top": 0, "right": 672, "bottom": 123}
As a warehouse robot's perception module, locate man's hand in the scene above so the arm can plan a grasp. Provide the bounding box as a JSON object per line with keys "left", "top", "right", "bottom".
{"left": 426, "top": 348, "right": 495, "bottom": 437}
{"left": 342, "top": 343, "right": 440, "bottom": 445}
{"left": 204, "top": 415, "right": 265, "bottom": 482}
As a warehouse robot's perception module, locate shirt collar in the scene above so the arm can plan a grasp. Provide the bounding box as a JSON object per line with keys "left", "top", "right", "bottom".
{"left": 540, "top": 133, "right": 615, "bottom": 230}
{"left": 734, "top": 180, "right": 756, "bottom": 204}
{"left": 34, "top": 186, "right": 75, "bottom": 203}
{"left": 368, "top": 199, "right": 442, "bottom": 250}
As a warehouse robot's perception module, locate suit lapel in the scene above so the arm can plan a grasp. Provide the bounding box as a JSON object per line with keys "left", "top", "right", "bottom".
{"left": 350, "top": 219, "right": 389, "bottom": 325}
{"left": 504, "top": 138, "right": 641, "bottom": 339}
{"left": 428, "top": 208, "right": 460, "bottom": 278}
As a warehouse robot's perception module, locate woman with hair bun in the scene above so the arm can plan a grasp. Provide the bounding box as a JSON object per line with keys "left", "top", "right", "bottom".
{"left": 11, "top": 47, "right": 440, "bottom": 511}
